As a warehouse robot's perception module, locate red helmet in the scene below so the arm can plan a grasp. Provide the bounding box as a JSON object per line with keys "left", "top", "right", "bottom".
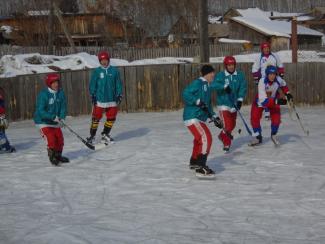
{"left": 98, "top": 51, "right": 110, "bottom": 62}
{"left": 223, "top": 56, "right": 236, "bottom": 66}
{"left": 260, "top": 42, "right": 271, "bottom": 51}
{"left": 45, "top": 73, "right": 60, "bottom": 87}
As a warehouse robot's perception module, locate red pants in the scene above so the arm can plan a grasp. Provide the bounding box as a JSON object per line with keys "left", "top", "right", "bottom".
{"left": 251, "top": 102, "right": 281, "bottom": 135}
{"left": 219, "top": 110, "right": 237, "bottom": 147}
{"left": 40, "top": 127, "right": 64, "bottom": 151}
{"left": 187, "top": 122, "right": 212, "bottom": 160}
{"left": 92, "top": 106, "right": 118, "bottom": 121}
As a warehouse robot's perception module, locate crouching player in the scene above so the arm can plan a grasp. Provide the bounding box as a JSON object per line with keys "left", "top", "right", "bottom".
{"left": 249, "top": 65, "right": 293, "bottom": 146}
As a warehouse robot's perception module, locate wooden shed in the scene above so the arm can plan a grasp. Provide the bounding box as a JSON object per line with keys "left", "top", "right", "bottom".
{"left": 0, "top": 13, "right": 144, "bottom": 47}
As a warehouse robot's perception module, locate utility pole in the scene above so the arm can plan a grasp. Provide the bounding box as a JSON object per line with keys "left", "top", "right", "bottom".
{"left": 291, "top": 16, "right": 298, "bottom": 63}
{"left": 48, "top": 0, "right": 54, "bottom": 55}
{"left": 199, "top": 0, "right": 209, "bottom": 63}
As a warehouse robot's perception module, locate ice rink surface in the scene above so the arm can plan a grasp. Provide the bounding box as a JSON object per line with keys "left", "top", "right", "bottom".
{"left": 0, "top": 106, "right": 324, "bottom": 244}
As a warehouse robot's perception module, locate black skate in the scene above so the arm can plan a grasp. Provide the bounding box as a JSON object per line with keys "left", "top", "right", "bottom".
{"left": 248, "top": 135, "right": 263, "bottom": 147}
{"left": 195, "top": 166, "right": 216, "bottom": 179}
{"left": 189, "top": 157, "right": 201, "bottom": 170}
{"left": 86, "top": 136, "right": 95, "bottom": 145}
{"left": 48, "top": 149, "right": 61, "bottom": 166}
{"left": 223, "top": 146, "right": 230, "bottom": 153}
{"left": 56, "top": 151, "right": 70, "bottom": 163}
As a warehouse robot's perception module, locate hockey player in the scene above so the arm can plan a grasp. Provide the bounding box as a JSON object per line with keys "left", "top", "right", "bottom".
{"left": 252, "top": 42, "right": 284, "bottom": 120}
{"left": 211, "top": 56, "right": 247, "bottom": 152}
{"left": 0, "top": 87, "right": 15, "bottom": 153}
{"left": 34, "top": 73, "right": 69, "bottom": 166}
{"left": 182, "top": 65, "right": 223, "bottom": 177}
{"left": 249, "top": 65, "right": 293, "bottom": 146}
{"left": 87, "top": 51, "right": 123, "bottom": 145}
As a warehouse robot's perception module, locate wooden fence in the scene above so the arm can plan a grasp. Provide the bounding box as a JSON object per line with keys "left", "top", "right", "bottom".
{"left": 1, "top": 44, "right": 323, "bottom": 61}
{"left": 0, "top": 62, "right": 324, "bottom": 122}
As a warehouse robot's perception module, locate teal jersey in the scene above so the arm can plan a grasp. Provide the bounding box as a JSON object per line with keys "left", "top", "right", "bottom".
{"left": 211, "top": 70, "right": 247, "bottom": 111}
{"left": 89, "top": 65, "right": 123, "bottom": 104}
{"left": 182, "top": 78, "right": 215, "bottom": 122}
{"left": 34, "top": 88, "right": 67, "bottom": 126}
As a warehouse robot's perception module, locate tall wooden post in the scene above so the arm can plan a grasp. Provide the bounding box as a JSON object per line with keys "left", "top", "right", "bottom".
{"left": 199, "top": 0, "right": 209, "bottom": 63}
{"left": 291, "top": 16, "right": 298, "bottom": 63}
{"left": 48, "top": 0, "right": 54, "bottom": 55}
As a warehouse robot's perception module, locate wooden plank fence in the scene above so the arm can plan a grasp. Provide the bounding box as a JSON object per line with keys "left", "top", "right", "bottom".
{"left": 0, "top": 62, "right": 324, "bottom": 122}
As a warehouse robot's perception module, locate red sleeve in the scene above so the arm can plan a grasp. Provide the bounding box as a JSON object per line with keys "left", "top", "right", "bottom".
{"left": 278, "top": 67, "right": 284, "bottom": 75}
{"left": 281, "top": 85, "right": 289, "bottom": 94}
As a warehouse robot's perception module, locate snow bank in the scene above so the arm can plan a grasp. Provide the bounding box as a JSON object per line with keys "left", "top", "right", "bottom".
{"left": 1, "top": 50, "right": 325, "bottom": 78}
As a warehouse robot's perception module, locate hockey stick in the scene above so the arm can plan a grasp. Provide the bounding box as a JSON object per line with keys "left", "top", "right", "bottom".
{"left": 229, "top": 94, "right": 253, "bottom": 136}
{"left": 61, "top": 121, "right": 95, "bottom": 150}
{"left": 287, "top": 101, "right": 309, "bottom": 136}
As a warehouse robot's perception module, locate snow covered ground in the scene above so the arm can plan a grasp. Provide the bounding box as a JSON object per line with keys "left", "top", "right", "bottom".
{"left": 1, "top": 106, "right": 325, "bottom": 244}
{"left": 1, "top": 50, "right": 325, "bottom": 78}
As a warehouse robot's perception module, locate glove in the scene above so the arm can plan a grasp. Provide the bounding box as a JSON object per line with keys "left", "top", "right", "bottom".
{"left": 254, "top": 78, "right": 260, "bottom": 85}
{"left": 58, "top": 119, "right": 65, "bottom": 128}
{"left": 212, "top": 115, "right": 223, "bottom": 129}
{"left": 116, "top": 95, "right": 123, "bottom": 105}
{"left": 276, "top": 98, "right": 287, "bottom": 105}
{"left": 224, "top": 85, "right": 232, "bottom": 94}
{"left": 279, "top": 73, "right": 284, "bottom": 78}
{"left": 196, "top": 99, "right": 208, "bottom": 112}
{"left": 285, "top": 93, "right": 293, "bottom": 102}
{"left": 91, "top": 94, "right": 97, "bottom": 105}
{"left": 0, "top": 114, "right": 8, "bottom": 129}
{"left": 53, "top": 116, "right": 65, "bottom": 127}
{"left": 236, "top": 101, "right": 242, "bottom": 110}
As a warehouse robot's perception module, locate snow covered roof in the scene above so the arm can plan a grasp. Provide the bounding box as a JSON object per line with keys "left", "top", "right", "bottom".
{"left": 208, "top": 15, "right": 223, "bottom": 24}
{"left": 231, "top": 16, "right": 324, "bottom": 37}
{"left": 231, "top": 8, "right": 323, "bottom": 38}
{"left": 218, "top": 38, "right": 250, "bottom": 44}
{"left": 27, "top": 10, "right": 50, "bottom": 16}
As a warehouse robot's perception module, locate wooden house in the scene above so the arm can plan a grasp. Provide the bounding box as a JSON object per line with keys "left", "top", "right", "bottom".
{"left": 0, "top": 12, "right": 144, "bottom": 47}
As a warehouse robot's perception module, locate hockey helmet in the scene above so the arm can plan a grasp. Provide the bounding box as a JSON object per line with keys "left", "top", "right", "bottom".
{"left": 265, "top": 65, "right": 277, "bottom": 76}
{"left": 223, "top": 56, "right": 236, "bottom": 66}
{"left": 98, "top": 51, "right": 110, "bottom": 62}
{"left": 45, "top": 73, "right": 60, "bottom": 87}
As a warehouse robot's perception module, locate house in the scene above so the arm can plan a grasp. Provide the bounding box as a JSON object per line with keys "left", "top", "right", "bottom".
{"left": 299, "top": 7, "right": 325, "bottom": 34}
{"left": 0, "top": 12, "right": 144, "bottom": 47}
{"left": 224, "top": 8, "right": 324, "bottom": 50}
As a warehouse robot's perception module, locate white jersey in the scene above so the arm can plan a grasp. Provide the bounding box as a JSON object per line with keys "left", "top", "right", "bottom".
{"left": 257, "top": 76, "right": 287, "bottom": 107}
{"left": 252, "top": 52, "right": 284, "bottom": 78}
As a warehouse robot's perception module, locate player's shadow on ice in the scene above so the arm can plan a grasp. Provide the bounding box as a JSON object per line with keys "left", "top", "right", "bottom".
{"left": 13, "top": 138, "right": 41, "bottom": 151}
{"left": 114, "top": 127, "right": 150, "bottom": 141}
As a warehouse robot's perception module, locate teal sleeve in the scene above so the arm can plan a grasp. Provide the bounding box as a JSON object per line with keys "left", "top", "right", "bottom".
{"left": 89, "top": 69, "right": 97, "bottom": 96}
{"left": 59, "top": 91, "right": 67, "bottom": 119}
{"left": 116, "top": 69, "right": 123, "bottom": 96}
{"left": 36, "top": 93, "right": 55, "bottom": 120}
{"left": 207, "top": 101, "right": 215, "bottom": 118}
{"left": 182, "top": 80, "right": 199, "bottom": 106}
{"left": 210, "top": 73, "right": 225, "bottom": 91}
{"left": 238, "top": 72, "right": 247, "bottom": 100}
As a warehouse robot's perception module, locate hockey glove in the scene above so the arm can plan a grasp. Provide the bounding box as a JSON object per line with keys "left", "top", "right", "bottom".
{"left": 212, "top": 115, "right": 223, "bottom": 129}
{"left": 116, "top": 95, "right": 123, "bottom": 105}
{"left": 279, "top": 73, "right": 284, "bottom": 78}
{"left": 58, "top": 119, "right": 65, "bottom": 128}
{"left": 236, "top": 101, "right": 242, "bottom": 111}
{"left": 285, "top": 93, "right": 293, "bottom": 102}
{"left": 276, "top": 98, "right": 287, "bottom": 105}
{"left": 91, "top": 94, "right": 97, "bottom": 105}
{"left": 0, "top": 114, "right": 8, "bottom": 129}
{"left": 196, "top": 99, "right": 208, "bottom": 112}
{"left": 254, "top": 78, "right": 260, "bottom": 85}
{"left": 224, "top": 85, "right": 232, "bottom": 94}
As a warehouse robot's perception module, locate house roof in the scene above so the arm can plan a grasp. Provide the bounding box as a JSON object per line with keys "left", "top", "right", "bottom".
{"left": 229, "top": 7, "right": 324, "bottom": 38}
